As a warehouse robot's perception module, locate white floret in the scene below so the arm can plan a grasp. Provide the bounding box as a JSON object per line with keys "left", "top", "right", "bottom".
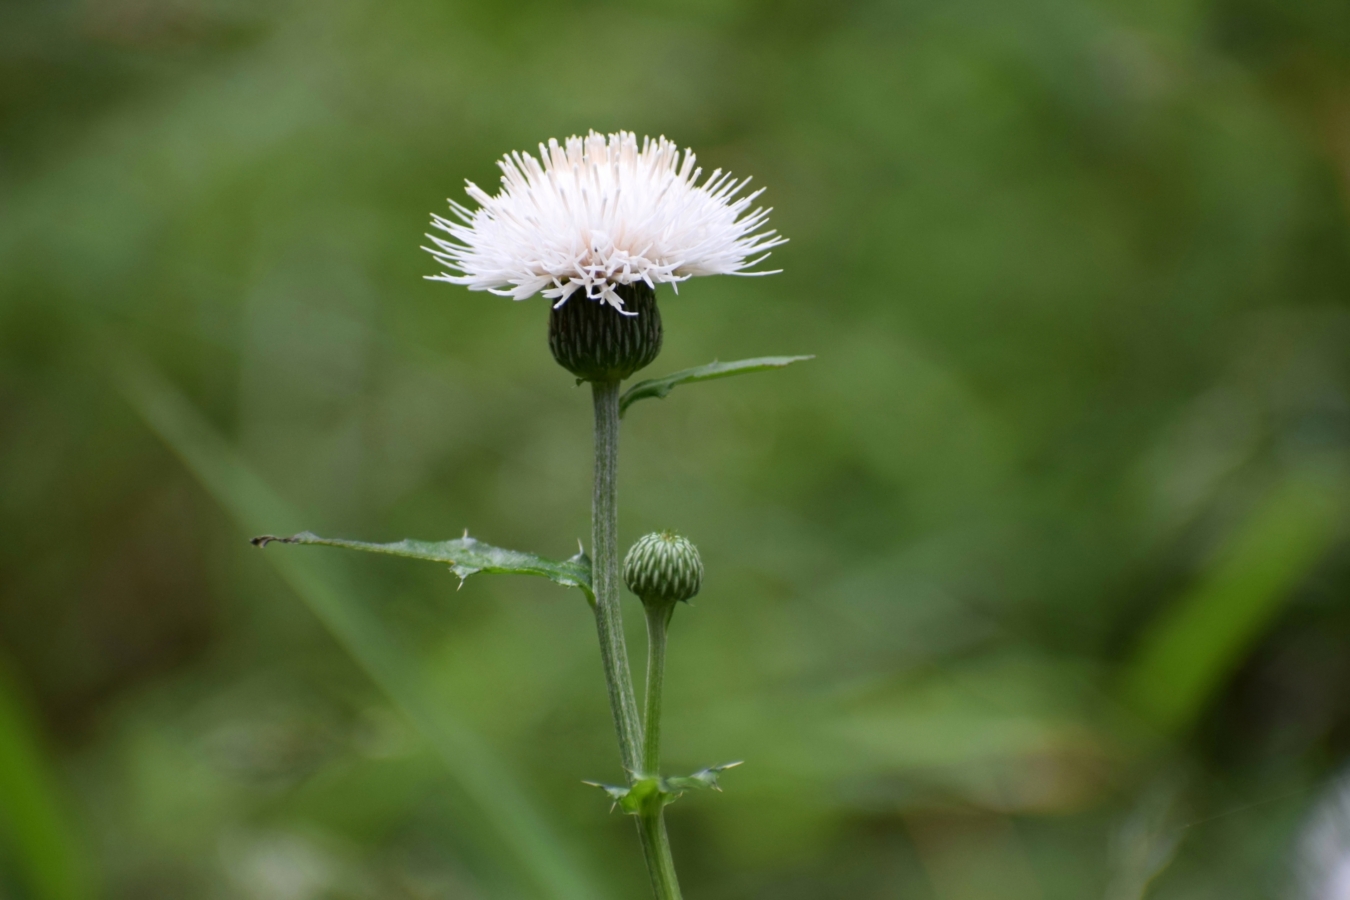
{"left": 424, "top": 131, "right": 786, "bottom": 312}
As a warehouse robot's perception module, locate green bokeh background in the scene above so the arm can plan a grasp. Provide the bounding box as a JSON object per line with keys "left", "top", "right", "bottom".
{"left": 3, "top": 0, "right": 1350, "bottom": 897}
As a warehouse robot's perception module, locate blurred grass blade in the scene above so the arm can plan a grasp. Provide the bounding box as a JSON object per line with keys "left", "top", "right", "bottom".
{"left": 620, "top": 355, "right": 813, "bottom": 417}
{"left": 254, "top": 531, "right": 593, "bottom": 601}
{"left": 1104, "top": 780, "right": 1183, "bottom": 900}
{"left": 115, "top": 357, "right": 605, "bottom": 900}
{"left": 0, "top": 663, "right": 92, "bottom": 900}
{"left": 1121, "top": 470, "right": 1345, "bottom": 733}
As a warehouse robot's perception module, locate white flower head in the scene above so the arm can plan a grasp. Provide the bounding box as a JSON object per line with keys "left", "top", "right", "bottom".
{"left": 424, "top": 131, "right": 786, "bottom": 313}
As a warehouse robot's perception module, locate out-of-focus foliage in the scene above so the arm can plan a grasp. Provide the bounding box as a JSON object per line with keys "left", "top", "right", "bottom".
{"left": 2, "top": 0, "right": 1349, "bottom": 896}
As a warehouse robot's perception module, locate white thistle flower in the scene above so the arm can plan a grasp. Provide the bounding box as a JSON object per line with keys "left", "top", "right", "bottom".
{"left": 424, "top": 131, "right": 786, "bottom": 313}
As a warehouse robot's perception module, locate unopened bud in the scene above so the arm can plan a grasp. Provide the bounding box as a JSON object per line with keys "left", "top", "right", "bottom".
{"left": 623, "top": 532, "right": 703, "bottom": 604}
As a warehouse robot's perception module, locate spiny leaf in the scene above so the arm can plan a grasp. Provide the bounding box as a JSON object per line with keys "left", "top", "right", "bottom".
{"left": 117, "top": 356, "right": 603, "bottom": 900}
{"left": 582, "top": 781, "right": 632, "bottom": 804}
{"left": 620, "top": 356, "right": 813, "bottom": 417}
{"left": 253, "top": 531, "right": 594, "bottom": 602}
{"left": 584, "top": 777, "right": 667, "bottom": 815}
{"left": 663, "top": 761, "right": 743, "bottom": 793}
{"left": 584, "top": 763, "right": 743, "bottom": 815}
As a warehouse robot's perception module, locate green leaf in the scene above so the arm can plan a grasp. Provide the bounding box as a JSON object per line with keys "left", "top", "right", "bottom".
{"left": 584, "top": 763, "right": 742, "bottom": 815}
{"left": 253, "top": 531, "right": 594, "bottom": 602}
{"left": 620, "top": 356, "right": 814, "bottom": 417}
{"left": 584, "top": 776, "right": 667, "bottom": 815}
{"left": 662, "top": 760, "right": 743, "bottom": 793}
{"left": 582, "top": 780, "right": 633, "bottom": 806}
{"left": 115, "top": 355, "right": 606, "bottom": 900}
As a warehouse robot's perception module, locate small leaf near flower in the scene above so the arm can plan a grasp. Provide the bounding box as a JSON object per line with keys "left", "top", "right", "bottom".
{"left": 584, "top": 763, "right": 743, "bottom": 815}
{"left": 584, "top": 777, "right": 670, "bottom": 815}
{"left": 582, "top": 781, "right": 634, "bottom": 814}
{"left": 663, "top": 761, "right": 743, "bottom": 794}
{"left": 619, "top": 356, "right": 813, "bottom": 417}
{"left": 252, "top": 531, "right": 593, "bottom": 602}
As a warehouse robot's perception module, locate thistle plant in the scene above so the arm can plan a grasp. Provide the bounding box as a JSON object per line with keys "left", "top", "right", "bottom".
{"left": 254, "top": 131, "right": 808, "bottom": 900}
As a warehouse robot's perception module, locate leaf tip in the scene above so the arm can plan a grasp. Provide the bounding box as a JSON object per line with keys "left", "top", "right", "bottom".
{"left": 251, "top": 534, "right": 292, "bottom": 548}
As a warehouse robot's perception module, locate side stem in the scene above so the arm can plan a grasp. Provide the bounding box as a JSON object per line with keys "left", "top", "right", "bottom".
{"left": 590, "top": 380, "right": 643, "bottom": 774}
{"left": 642, "top": 601, "right": 675, "bottom": 776}
{"left": 640, "top": 600, "right": 683, "bottom": 899}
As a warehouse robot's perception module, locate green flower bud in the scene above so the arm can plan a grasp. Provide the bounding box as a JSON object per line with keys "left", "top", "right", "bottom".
{"left": 623, "top": 532, "right": 703, "bottom": 604}
{"left": 548, "top": 282, "right": 663, "bottom": 383}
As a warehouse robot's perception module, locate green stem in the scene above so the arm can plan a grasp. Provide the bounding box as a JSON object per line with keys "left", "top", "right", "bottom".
{"left": 642, "top": 601, "right": 675, "bottom": 776}
{"left": 640, "top": 600, "right": 683, "bottom": 899}
{"left": 590, "top": 380, "right": 643, "bottom": 774}
{"left": 590, "top": 381, "right": 683, "bottom": 900}
{"left": 637, "top": 812, "right": 683, "bottom": 900}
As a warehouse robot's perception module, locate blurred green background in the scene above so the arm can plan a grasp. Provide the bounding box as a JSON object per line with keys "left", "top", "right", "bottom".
{"left": 3, "top": 0, "right": 1350, "bottom": 897}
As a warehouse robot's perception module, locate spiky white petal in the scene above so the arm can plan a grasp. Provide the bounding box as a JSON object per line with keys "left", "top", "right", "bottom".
{"left": 423, "top": 131, "right": 786, "bottom": 312}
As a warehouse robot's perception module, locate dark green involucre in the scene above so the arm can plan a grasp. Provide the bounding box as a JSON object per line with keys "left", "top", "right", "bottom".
{"left": 548, "top": 282, "right": 663, "bottom": 382}
{"left": 624, "top": 532, "right": 703, "bottom": 604}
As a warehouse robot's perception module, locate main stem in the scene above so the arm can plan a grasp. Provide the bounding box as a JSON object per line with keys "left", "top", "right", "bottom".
{"left": 637, "top": 812, "right": 682, "bottom": 900}
{"left": 590, "top": 380, "right": 643, "bottom": 773}
{"left": 590, "top": 380, "right": 683, "bottom": 900}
